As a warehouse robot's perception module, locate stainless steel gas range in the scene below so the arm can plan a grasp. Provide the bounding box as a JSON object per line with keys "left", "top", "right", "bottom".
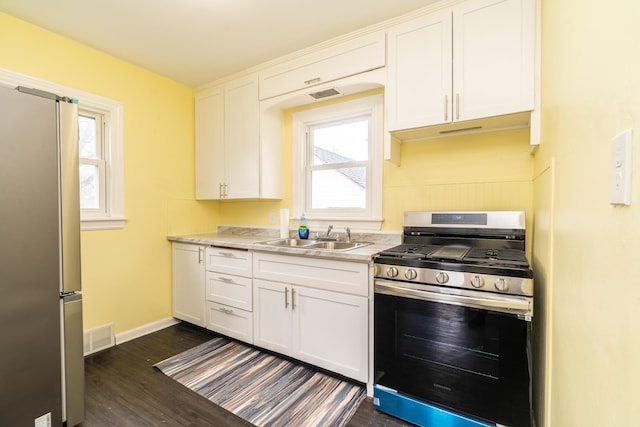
{"left": 373, "top": 211, "right": 533, "bottom": 427}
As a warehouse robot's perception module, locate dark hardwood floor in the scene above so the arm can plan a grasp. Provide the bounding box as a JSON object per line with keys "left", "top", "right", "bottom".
{"left": 80, "top": 322, "right": 412, "bottom": 427}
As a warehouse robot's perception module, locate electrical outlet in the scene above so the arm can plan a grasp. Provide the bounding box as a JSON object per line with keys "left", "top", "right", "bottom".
{"left": 269, "top": 211, "right": 276, "bottom": 224}
{"left": 610, "top": 128, "right": 632, "bottom": 205}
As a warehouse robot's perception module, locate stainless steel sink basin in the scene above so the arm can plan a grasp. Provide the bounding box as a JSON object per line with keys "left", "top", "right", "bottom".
{"left": 306, "top": 241, "right": 372, "bottom": 251}
{"left": 261, "top": 238, "right": 318, "bottom": 247}
{"left": 259, "top": 238, "right": 372, "bottom": 252}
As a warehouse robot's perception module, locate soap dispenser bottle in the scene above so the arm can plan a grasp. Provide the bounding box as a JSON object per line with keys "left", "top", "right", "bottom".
{"left": 298, "top": 212, "right": 309, "bottom": 239}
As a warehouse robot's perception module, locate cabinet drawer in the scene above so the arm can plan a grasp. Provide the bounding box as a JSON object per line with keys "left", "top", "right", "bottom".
{"left": 206, "top": 301, "right": 253, "bottom": 344}
{"left": 206, "top": 272, "right": 252, "bottom": 311}
{"left": 259, "top": 32, "right": 385, "bottom": 100}
{"left": 252, "top": 252, "right": 369, "bottom": 296}
{"left": 205, "top": 247, "right": 252, "bottom": 277}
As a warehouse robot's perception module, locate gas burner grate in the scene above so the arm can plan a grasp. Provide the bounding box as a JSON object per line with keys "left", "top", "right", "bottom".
{"left": 464, "top": 248, "right": 529, "bottom": 266}
{"left": 377, "top": 244, "right": 441, "bottom": 260}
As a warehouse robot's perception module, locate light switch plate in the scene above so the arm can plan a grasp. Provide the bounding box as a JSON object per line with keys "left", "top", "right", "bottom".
{"left": 610, "top": 128, "right": 632, "bottom": 205}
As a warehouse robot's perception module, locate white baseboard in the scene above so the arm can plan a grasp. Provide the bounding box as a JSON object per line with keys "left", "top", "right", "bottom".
{"left": 115, "top": 317, "right": 180, "bottom": 345}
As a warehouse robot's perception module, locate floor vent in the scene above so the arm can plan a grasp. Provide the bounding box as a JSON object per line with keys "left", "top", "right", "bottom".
{"left": 83, "top": 323, "right": 115, "bottom": 356}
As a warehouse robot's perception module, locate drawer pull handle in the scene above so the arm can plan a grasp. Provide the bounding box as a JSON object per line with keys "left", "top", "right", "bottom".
{"left": 285, "top": 287, "right": 289, "bottom": 308}
{"left": 304, "top": 77, "right": 321, "bottom": 85}
{"left": 291, "top": 288, "right": 296, "bottom": 310}
{"left": 219, "top": 252, "right": 235, "bottom": 257}
{"left": 219, "top": 307, "right": 233, "bottom": 315}
{"left": 218, "top": 276, "right": 234, "bottom": 283}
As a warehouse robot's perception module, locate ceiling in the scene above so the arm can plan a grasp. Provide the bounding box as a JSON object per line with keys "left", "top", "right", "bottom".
{"left": 0, "top": 0, "right": 439, "bottom": 88}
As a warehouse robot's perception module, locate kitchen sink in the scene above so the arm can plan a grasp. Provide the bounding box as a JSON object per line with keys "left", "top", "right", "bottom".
{"left": 305, "top": 241, "right": 372, "bottom": 251}
{"left": 261, "top": 238, "right": 318, "bottom": 247}
{"left": 259, "top": 239, "right": 372, "bottom": 252}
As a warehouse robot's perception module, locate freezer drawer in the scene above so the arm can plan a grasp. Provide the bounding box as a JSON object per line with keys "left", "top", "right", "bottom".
{"left": 63, "top": 293, "right": 84, "bottom": 426}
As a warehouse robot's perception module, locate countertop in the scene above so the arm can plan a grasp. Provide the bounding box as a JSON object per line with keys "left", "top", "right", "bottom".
{"left": 167, "top": 226, "right": 401, "bottom": 262}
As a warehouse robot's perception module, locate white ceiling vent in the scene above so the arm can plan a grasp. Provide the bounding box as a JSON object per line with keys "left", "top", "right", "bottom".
{"left": 308, "top": 88, "right": 342, "bottom": 100}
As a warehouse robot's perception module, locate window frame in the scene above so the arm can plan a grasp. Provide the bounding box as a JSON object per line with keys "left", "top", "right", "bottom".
{"left": 292, "top": 94, "right": 383, "bottom": 231}
{"left": 78, "top": 109, "right": 107, "bottom": 215}
{"left": 0, "top": 68, "right": 126, "bottom": 230}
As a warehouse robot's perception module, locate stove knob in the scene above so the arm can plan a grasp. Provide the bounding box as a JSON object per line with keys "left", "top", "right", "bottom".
{"left": 405, "top": 269, "right": 417, "bottom": 280}
{"left": 470, "top": 275, "right": 484, "bottom": 288}
{"left": 495, "top": 278, "right": 509, "bottom": 292}
{"left": 387, "top": 267, "right": 399, "bottom": 278}
{"left": 435, "top": 272, "right": 449, "bottom": 284}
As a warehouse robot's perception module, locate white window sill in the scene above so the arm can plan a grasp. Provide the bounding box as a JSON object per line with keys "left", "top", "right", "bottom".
{"left": 81, "top": 216, "right": 127, "bottom": 231}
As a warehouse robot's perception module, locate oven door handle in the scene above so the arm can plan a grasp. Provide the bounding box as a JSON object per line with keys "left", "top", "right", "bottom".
{"left": 375, "top": 281, "right": 532, "bottom": 317}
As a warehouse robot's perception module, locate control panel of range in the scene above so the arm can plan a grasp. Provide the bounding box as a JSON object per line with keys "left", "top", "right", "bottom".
{"left": 374, "top": 264, "right": 533, "bottom": 297}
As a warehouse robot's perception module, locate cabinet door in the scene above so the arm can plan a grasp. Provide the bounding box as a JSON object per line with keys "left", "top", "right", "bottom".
{"left": 386, "top": 11, "right": 452, "bottom": 131}
{"left": 453, "top": 0, "right": 534, "bottom": 121}
{"left": 259, "top": 32, "right": 385, "bottom": 100}
{"left": 253, "top": 279, "right": 291, "bottom": 355}
{"left": 292, "top": 286, "right": 368, "bottom": 382}
{"left": 172, "top": 243, "right": 206, "bottom": 326}
{"left": 225, "top": 75, "right": 260, "bottom": 199}
{"left": 195, "top": 87, "right": 225, "bottom": 200}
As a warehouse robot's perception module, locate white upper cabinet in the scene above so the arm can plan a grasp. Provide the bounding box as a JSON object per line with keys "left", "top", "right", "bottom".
{"left": 196, "top": 74, "right": 282, "bottom": 200}
{"left": 224, "top": 76, "right": 260, "bottom": 199}
{"left": 386, "top": 10, "right": 452, "bottom": 131}
{"left": 386, "top": 0, "right": 535, "bottom": 132}
{"left": 259, "top": 32, "right": 386, "bottom": 100}
{"left": 453, "top": 0, "right": 535, "bottom": 121}
{"left": 195, "top": 87, "right": 224, "bottom": 200}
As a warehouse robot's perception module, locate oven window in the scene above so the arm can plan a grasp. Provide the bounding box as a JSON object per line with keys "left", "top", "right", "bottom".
{"left": 374, "top": 293, "right": 531, "bottom": 426}
{"left": 396, "top": 302, "right": 501, "bottom": 379}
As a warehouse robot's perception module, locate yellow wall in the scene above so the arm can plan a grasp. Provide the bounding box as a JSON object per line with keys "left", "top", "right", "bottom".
{"left": 535, "top": 0, "right": 640, "bottom": 425}
{"left": 219, "top": 96, "right": 534, "bottom": 243}
{"left": 0, "top": 12, "right": 218, "bottom": 334}
{"left": 383, "top": 128, "right": 533, "bottom": 233}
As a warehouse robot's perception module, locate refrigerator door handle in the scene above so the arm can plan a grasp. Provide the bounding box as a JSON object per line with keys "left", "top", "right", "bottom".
{"left": 59, "top": 100, "right": 82, "bottom": 294}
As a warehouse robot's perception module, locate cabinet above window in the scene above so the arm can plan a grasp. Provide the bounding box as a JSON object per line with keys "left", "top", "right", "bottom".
{"left": 259, "top": 32, "right": 386, "bottom": 101}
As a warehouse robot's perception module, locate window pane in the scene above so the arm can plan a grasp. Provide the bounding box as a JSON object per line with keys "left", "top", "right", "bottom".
{"left": 78, "top": 115, "right": 97, "bottom": 159}
{"left": 310, "top": 167, "right": 366, "bottom": 209}
{"left": 80, "top": 164, "right": 100, "bottom": 209}
{"left": 311, "top": 116, "right": 369, "bottom": 165}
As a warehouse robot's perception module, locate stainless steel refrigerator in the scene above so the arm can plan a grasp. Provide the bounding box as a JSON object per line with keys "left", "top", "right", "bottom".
{"left": 0, "top": 85, "right": 84, "bottom": 426}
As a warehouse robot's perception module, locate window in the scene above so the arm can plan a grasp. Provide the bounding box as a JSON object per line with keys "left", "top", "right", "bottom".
{"left": 0, "top": 68, "right": 125, "bottom": 230}
{"left": 79, "top": 110, "right": 106, "bottom": 212}
{"left": 292, "top": 94, "right": 383, "bottom": 230}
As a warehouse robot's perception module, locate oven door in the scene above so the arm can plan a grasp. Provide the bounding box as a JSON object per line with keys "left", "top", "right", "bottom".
{"left": 374, "top": 279, "right": 532, "bottom": 427}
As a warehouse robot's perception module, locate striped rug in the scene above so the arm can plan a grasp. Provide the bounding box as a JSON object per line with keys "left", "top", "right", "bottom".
{"left": 154, "top": 337, "right": 366, "bottom": 427}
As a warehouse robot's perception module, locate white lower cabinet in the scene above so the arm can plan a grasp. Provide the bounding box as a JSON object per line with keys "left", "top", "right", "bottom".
{"left": 253, "top": 253, "right": 369, "bottom": 382}
{"left": 205, "top": 247, "right": 253, "bottom": 343}
{"left": 172, "top": 243, "right": 206, "bottom": 327}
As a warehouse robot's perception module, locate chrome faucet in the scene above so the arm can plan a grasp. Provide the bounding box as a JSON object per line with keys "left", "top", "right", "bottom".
{"left": 326, "top": 225, "right": 333, "bottom": 238}
{"left": 345, "top": 227, "right": 351, "bottom": 243}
